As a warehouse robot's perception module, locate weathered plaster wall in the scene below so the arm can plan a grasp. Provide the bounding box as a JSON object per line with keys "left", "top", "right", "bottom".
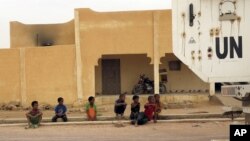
{"left": 24, "top": 45, "right": 77, "bottom": 105}
{"left": 76, "top": 9, "right": 172, "bottom": 100}
{"left": 0, "top": 49, "right": 21, "bottom": 104}
{"left": 95, "top": 54, "right": 153, "bottom": 94}
{"left": 160, "top": 54, "right": 209, "bottom": 92}
{"left": 0, "top": 45, "right": 77, "bottom": 106}
{"left": 10, "top": 20, "right": 75, "bottom": 48}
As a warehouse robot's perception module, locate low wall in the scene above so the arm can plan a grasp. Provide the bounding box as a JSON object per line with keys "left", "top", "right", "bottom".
{"left": 95, "top": 93, "right": 210, "bottom": 107}
{"left": 0, "top": 45, "right": 77, "bottom": 106}
{"left": 0, "top": 49, "right": 21, "bottom": 104}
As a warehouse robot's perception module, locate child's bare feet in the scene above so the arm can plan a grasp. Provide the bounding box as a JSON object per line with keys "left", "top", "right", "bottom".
{"left": 25, "top": 125, "right": 31, "bottom": 129}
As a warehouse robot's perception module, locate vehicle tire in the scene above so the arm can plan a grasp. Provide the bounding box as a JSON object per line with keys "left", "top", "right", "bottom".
{"left": 132, "top": 84, "right": 144, "bottom": 94}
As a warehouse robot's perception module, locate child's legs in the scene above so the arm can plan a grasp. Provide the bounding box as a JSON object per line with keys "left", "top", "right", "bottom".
{"left": 130, "top": 113, "right": 139, "bottom": 124}
{"left": 115, "top": 106, "right": 126, "bottom": 115}
{"left": 130, "top": 113, "right": 135, "bottom": 120}
{"left": 38, "top": 115, "right": 42, "bottom": 124}
{"left": 88, "top": 115, "right": 96, "bottom": 121}
{"left": 154, "top": 112, "right": 158, "bottom": 119}
{"left": 26, "top": 115, "right": 32, "bottom": 125}
{"left": 88, "top": 108, "right": 96, "bottom": 121}
{"left": 52, "top": 115, "right": 58, "bottom": 122}
{"left": 130, "top": 113, "right": 135, "bottom": 123}
{"left": 137, "top": 112, "right": 148, "bottom": 125}
{"left": 61, "top": 115, "right": 68, "bottom": 122}
{"left": 30, "top": 116, "right": 40, "bottom": 125}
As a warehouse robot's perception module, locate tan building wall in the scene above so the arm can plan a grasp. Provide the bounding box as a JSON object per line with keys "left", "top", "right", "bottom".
{"left": 0, "top": 45, "right": 77, "bottom": 106}
{"left": 96, "top": 94, "right": 210, "bottom": 106}
{"left": 95, "top": 54, "right": 153, "bottom": 94}
{"left": 24, "top": 45, "right": 77, "bottom": 105}
{"left": 0, "top": 49, "right": 21, "bottom": 104}
{"left": 10, "top": 20, "right": 75, "bottom": 48}
{"left": 0, "top": 8, "right": 209, "bottom": 106}
{"left": 160, "top": 54, "right": 209, "bottom": 92}
{"left": 95, "top": 54, "right": 209, "bottom": 95}
{"left": 76, "top": 9, "right": 173, "bottom": 100}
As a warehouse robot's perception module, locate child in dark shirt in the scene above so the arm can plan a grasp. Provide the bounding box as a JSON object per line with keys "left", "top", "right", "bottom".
{"left": 114, "top": 94, "right": 127, "bottom": 118}
{"left": 52, "top": 97, "right": 67, "bottom": 122}
{"left": 130, "top": 95, "right": 140, "bottom": 125}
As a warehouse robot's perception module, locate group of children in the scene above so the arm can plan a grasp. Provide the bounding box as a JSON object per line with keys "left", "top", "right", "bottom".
{"left": 115, "top": 94, "right": 162, "bottom": 125}
{"left": 25, "top": 94, "right": 162, "bottom": 128}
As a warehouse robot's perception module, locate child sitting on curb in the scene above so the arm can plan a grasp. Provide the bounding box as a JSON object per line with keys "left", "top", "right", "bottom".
{"left": 130, "top": 95, "right": 140, "bottom": 125}
{"left": 114, "top": 93, "right": 127, "bottom": 118}
{"left": 136, "top": 96, "right": 157, "bottom": 125}
{"left": 25, "top": 101, "right": 43, "bottom": 129}
{"left": 154, "top": 94, "right": 163, "bottom": 121}
{"left": 85, "top": 96, "right": 97, "bottom": 121}
{"left": 52, "top": 97, "right": 68, "bottom": 122}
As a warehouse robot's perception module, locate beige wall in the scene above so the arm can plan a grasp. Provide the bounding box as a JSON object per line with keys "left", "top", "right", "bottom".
{"left": 160, "top": 54, "right": 209, "bottom": 92}
{"left": 76, "top": 9, "right": 173, "bottom": 100}
{"left": 95, "top": 94, "right": 209, "bottom": 106}
{"left": 95, "top": 54, "right": 209, "bottom": 94}
{"left": 158, "top": 11, "right": 172, "bottom": 56}
{"left": 24, "top": 45, "right": 77, "bottom": 105}
{"left": 0, "top": 45, "right": 77, "bottom": 106}
{"left": 10, "top": 20, "right": 75, "bottom": 48}
{"left": 95, "top": 54, "right": 153, "bottom": 94}
{"left": 0, "top": 49, "right": 21, "bottom": 103}
{"left": 77, "top": 9, "right": 172, "bottom": 59}
{"left": 0, "top": 8, "right": 209, "bottom": 106}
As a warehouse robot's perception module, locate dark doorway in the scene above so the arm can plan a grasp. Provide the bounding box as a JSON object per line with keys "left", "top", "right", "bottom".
{"left": 215, "top": 83, "right": 222, "bottom": 93}
{"left": 102, "top": 59, "right": 121, "bottom": 94}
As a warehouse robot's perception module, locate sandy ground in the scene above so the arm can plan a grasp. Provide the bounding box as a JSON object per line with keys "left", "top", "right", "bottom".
{"left": 0, "top": 102, "right": 224, "bottom": 119}
{"left": 0, "top": 122, "right": 231, "bottom": 141}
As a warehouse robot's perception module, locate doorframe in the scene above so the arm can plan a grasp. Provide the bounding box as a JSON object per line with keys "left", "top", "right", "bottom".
{"left": 101, "top": 59, "right": 121, "bottom": 95}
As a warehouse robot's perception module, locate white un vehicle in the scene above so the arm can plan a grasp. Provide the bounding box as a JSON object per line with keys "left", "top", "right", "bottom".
{"left": 172, "top": 0, "right": 250, "bottom": 124}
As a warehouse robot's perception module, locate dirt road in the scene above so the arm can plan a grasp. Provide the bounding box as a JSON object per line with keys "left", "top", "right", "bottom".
{"left": 0, "top": 122, "right": 230, "bottom": 141}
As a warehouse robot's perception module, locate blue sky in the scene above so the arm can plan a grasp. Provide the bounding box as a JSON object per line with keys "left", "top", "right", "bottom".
{"left": 0, "top": 0, "right": 171, "bottom": 48}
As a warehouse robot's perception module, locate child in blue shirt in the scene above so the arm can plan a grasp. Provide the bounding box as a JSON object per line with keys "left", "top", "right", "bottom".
{"left": 52, "top": 97, "right": 67, "bottom": 122}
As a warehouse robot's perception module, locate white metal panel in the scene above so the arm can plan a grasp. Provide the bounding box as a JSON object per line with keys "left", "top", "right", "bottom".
{"left": 172, "top": 0, "right": 250, "bottom": 82}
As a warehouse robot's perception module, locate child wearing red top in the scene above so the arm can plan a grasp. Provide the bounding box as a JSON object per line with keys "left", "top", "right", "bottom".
{"left": 137, "top": 96, "right": 157, "bottom": 125}
{"left": 144, "top": 96, "right": 156, "bottom": 122}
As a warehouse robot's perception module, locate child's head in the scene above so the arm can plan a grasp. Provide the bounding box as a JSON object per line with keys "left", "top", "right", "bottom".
{"left": 58, "top": 97, "right": 64, "bottom": 105}
{"left": 88, "top": 96, "right": 95, "bottom": 104}
{"left": 148, "top": 96, "right": 155, "bottom": 103}
{"left": 154, "top": 94, "right": 160, "bottom": 102}
{"left": 119, "top": 94, "right": 126, "bottom": 101}
{"left": 31, "top": 101, "right": 38, "bottom": 109}
{"left": 132, "top": 95, "right": 139, "bottom": 103}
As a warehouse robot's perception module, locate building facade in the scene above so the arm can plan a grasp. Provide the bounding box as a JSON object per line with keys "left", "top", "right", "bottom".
{"left": 0, "top": 9, "right": 209, "bottom": 106}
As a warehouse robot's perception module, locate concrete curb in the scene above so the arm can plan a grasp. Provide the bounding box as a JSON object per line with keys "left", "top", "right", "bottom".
{"left": 0, "top": 113, "right": 230, "bottom": 124}
{"left": 0, "top": 118, "right": 245, "bottom": 127}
